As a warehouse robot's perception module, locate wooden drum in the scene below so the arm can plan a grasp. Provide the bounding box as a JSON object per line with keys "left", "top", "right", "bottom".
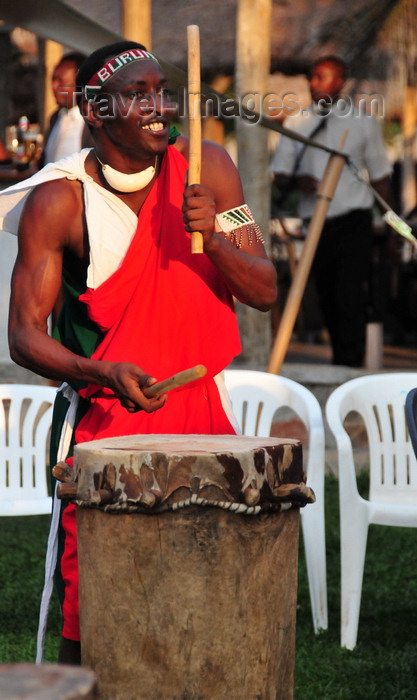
{"left": 67, "top": 434, "right": 314, "bottom": 700}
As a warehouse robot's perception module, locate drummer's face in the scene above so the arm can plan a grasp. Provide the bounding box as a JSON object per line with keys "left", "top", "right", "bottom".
{"left": 95, "top": 61, "right": 173, "bottom": 160}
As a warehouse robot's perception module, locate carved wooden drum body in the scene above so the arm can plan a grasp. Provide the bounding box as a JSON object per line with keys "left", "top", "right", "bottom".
{"left": 73, "top": 434, "right": 313, "bottom": 700}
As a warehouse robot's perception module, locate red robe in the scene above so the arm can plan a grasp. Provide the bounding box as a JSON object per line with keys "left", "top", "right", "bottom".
{"left": 60, "top": 145, "right": 241, "bottom": 640}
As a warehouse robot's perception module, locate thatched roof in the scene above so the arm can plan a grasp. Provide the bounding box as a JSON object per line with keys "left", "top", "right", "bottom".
{"left": 58, "top": 0, "right": 404, "bottom": 81}
{"left": 31, "top": 0, "right": 400, "bottom": 80}
{"left": 0, "top": 0, "right": 410, "bottom": 93}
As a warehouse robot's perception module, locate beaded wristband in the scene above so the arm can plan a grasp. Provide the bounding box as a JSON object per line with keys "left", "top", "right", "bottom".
{"left": 215, "top": 205, "right": 264, "bottom": 248}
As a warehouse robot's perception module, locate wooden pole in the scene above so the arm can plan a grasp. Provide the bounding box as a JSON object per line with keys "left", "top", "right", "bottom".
{"left": 201, "top": 75, "right": 232, "bottom": 145}
{"left": 365, "top": 322, "right": 383, "bottom": 371}
{"left": 267, "top": 131, "right": 348, "bottom": 375}
{"left": 402, "top": 85, "right": 417, "bottom": 216}
{"left": 121, "top": 0, "right": 152, "bottom": 48}
{"left": 235, "top": 0, "right": 272, "bottom": 366}
{"left": 187, "top": 25, "right": 203, "bottom": 254}
{"left": 278, "top": 218, "right": 306, "bottom": 340}
{"left": 43, "top": 40, "right": 63, "bottom": 132}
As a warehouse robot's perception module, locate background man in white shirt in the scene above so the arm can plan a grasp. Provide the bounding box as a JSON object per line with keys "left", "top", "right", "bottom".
{"left": 43, "top": 52, "right": 89, "bottom": 165}
{"left": 271, "top": 55, "right": 393, "bottom": 367}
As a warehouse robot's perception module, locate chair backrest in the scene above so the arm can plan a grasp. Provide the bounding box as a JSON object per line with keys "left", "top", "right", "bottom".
{"left": 223, "top": 369, "right": 324, "bottom": 478}
{"left": 223, "top": 370, "right": 327, "bottom": 634}
{"left": 0, "top": 384, "right": 56, "bottom": 516}
{"left": 326, "top": 373, "right": 417, "bottom": 506}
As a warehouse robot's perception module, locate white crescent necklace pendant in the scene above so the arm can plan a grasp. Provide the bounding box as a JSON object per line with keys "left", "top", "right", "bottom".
{"left": 95, "top": 153, "right": 157, "bottom": 193}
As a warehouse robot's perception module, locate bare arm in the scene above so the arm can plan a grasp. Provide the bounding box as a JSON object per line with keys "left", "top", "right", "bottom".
{"left": 181, "top": 140, "right": 277, "bottom": 311}
{"left": 8, "top": 179, "right": 166, "bottom": 413}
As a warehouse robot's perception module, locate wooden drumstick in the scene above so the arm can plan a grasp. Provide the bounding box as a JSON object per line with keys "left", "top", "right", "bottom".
{"left": 187, "top": 24, "right": 203, "bottom": 254}
{"left": 143, "top": 364, "right": 207, "bottom": 398}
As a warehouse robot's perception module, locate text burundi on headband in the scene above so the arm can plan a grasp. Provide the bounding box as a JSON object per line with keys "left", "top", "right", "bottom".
{"left": 85, "top": 49, "right": 159, "bottom": 100}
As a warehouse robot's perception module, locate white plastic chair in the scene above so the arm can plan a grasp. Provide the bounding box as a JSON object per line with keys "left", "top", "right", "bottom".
{"left": 224, "top": 368, "right": 327, "bottom": 633}
{"left": 325, "top": 373, "right": 417, "bottom": 650}
{"left": 0, "top": 383, "right": 56, "bottom": 516}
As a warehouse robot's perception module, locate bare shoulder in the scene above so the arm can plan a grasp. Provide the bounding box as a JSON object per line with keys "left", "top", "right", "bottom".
{"left": 202, "top": 139, "right": 237, "bottom": 170}
{"left": 202, "top": 140, "right": 243, "bottom": 210}
{"left": 23, "top": 177, "right": 83, "bottom": 218}
{"left": 176, "top": 136, "right": 237, "bottom": 171}
{"left": 20, "top": 177, "right": 84, "bottom": 250}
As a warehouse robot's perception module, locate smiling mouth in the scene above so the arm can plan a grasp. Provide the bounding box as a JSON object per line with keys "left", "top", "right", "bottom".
{"left": 142, "top": 121, "right": 166, "bottom": 133}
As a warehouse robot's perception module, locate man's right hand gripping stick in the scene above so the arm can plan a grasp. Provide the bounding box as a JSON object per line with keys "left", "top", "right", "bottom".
{"left": 143, "top": 365, "right": 207, "bottom": 398}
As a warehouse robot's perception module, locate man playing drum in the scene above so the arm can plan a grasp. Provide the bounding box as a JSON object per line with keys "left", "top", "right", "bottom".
{"left": 4, "top": 41, "right": 277, "bottom": 664}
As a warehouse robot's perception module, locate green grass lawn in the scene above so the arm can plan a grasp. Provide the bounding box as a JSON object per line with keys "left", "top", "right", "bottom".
{"left": 1, "top": 473, "right": 417, "bottom": 698}
{"left": 295, "top": 473, "right": 417, "bottom": 700}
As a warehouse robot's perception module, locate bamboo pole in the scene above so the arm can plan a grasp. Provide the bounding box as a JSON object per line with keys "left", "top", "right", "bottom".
{"left": 267, "top": 131, "right": 348, "bottom": 375}
{"left": 278, "top": 218, "right": 306, "bottom": 340}
{"left": 187, "top": 25, "right": 203, "bottom": 254}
